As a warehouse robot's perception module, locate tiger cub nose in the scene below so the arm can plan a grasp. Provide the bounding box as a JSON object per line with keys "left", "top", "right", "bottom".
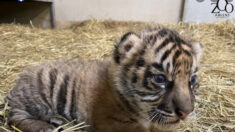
{"left": 175, "top": 109, "right": 190, "bottom": 120}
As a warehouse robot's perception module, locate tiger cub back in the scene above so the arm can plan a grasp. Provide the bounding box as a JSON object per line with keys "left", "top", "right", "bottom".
{"left": 7, "top": 27, "right": 202, "bottom": 132}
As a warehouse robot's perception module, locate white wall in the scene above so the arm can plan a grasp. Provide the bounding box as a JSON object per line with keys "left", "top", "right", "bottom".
{"left": 54, "top": 0, "right": 182, "bottom": 26}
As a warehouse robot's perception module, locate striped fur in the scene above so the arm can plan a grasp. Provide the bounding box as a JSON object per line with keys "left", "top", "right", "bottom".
{"left": 7, "top": 27, "right": 202, "bottom": 132}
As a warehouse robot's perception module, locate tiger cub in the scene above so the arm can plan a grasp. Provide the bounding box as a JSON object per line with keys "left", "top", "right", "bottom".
{"left": 7, "top": 27, "right": 202, "bottom": 132}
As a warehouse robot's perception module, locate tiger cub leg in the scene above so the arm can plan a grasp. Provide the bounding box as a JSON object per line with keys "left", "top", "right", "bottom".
{"left": 8, "top": 108, "right": 60, "bottom": 132}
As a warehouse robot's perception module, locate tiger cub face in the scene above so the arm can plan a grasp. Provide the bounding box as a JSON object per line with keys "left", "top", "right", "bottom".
{"left": 112, "top": 27, "right": 202, "bottom": 130}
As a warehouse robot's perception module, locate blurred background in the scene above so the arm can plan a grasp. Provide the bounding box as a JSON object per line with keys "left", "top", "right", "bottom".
{"left": 0, "top": 0, "right": 234, "bottom": 28}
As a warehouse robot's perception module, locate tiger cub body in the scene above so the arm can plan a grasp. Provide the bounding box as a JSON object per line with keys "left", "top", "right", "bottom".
{"left": 7, "top": 27, "right": 202, "bottom": 132}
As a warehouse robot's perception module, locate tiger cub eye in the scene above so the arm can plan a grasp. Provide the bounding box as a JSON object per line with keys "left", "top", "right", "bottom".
{"left": 154, "top": 74, "right": 166, "bottom": 84}
{"left": 190, "top": 75, "right": 197, "bottom": 85}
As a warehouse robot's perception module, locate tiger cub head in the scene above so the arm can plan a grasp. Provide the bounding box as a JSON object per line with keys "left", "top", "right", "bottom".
{"left": 112, "top": 27, "right": 202, "bottom": 130}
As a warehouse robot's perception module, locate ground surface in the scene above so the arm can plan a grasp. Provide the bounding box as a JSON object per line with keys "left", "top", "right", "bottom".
{"left": 0, "top": 20, "right": 234, "bottom": 132}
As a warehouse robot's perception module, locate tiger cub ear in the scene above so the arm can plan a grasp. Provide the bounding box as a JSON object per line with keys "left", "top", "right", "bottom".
{"left": 113, "top": 32, "right": 141, "bottom": 64}
{"left": 191, "top": 41, "right": 203, "bottom": 62}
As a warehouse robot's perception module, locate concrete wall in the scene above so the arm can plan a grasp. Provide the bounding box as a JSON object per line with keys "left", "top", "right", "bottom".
{"left": 54, "top": 0, "right": 183, "bottom": 27}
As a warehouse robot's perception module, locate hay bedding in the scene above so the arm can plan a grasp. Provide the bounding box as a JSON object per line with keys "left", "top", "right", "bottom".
{"left": 0, "top": 19, "right": 234, "bottom": 132}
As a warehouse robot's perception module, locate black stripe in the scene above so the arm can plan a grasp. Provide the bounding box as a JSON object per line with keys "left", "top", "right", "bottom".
{"left": 21, "top": 86, "right": 41, "bottom": 117}
{"left": 49, "top": 68, "right": 58, "bottom": 99}
{"left": 168, "top": 31, "right": 186, "bottom": 45}
{"left": 181, "top": 42, "right": 192, "bottom": 49}
{"left": 160, "top": 44, "right": 177, "bottom": 63}
{"left": 37, "top": 69, "right": 52, "bottom": 108}
{"left": 176, "top": 69, "right": 181, "bottom": 75}
{"left": 146, "top": 34, "right": 157, "bottom": 45}
{"left": 155, "top": 38, "right": 171, "bottom": 54}
{"left": 139, "top": 44, "right": 147, "bottom": 56}
{"left": 152, "top": 63, "right": 164, "bottom": 72}
{"left": 142, "top": 66, "right": 153, "bottom": 90}
{"left": 184, "top": 61, "right": 191, "bottom": 74}
{"left": 131, "top": 72, "right": 138, "bottom": 83}
{"left": 136, "top": 58, "right": 145, "bottom": 67}
{"left": 70, "top": 79, "right": 78, "bottom": 121}
{"left": 173, "top": 62, "right": 181, "bottom": 75}
{"left": 166, "top": 81, "right": 174, "bottom": 92}
{"left": 160, "top": 50, "right": 171, "bottom": 63}
{"left": 57, "top": 75, "right": 69, "bottom": 116}
{"left": 183, "top": 50, "right": 191, "bottom": 57}
{"left": 172, "top": 50, "right": 182, "bottom": 66}
{"left": 120, "top": 32, "right": 135, "bottom": 42}
{"left": 152, "top": 35, "right": 157, "bottom": 45}
{"left": 174, "top": 36, "right": 183, "bottom": 45}
{"left": 149, "top": 35, "right": 153, "bottom": 43}
{"left": 113, "top": 47, "right": 120, "bottom": 64}
{"left": 158, "top": 29, "right": 168, "bottom": 37}
{"left": 166, "top": 63, "right": 170, "bottom": 73}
